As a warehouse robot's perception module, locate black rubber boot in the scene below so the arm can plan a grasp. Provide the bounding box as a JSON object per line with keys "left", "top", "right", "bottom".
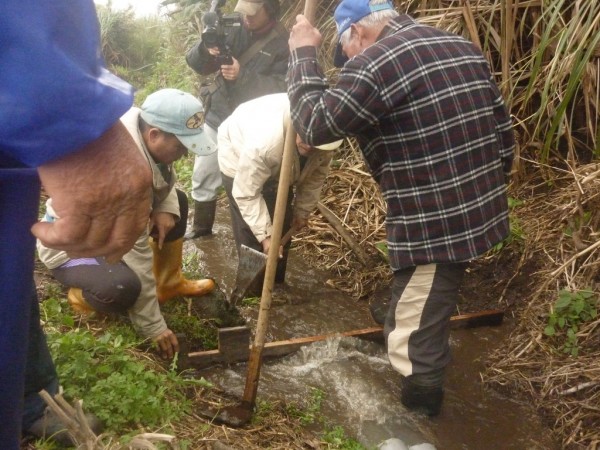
{"left": 400, "top": 373, "right": 444, "bottom": 417}
{"left": 369, "top": 296, "right": 389, "bottom": 325}
{"left": 184, "top": 200, "right": 217, "bottom": 240}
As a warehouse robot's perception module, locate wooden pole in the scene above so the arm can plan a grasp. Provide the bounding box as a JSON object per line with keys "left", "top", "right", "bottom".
{"left": 240, "top": 121, "right": 296, "bottom": 409}
{"left": 240, "top": 0, "right": 317, "bottom": 411}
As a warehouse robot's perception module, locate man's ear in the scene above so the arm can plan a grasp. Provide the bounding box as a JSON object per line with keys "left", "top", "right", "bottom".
{"left": 144, "top": 127, "right": 162, "bottom": 144}
{"left": 141, "top": 127, "right": 161, "bottom": 153}
{"left": 350, "top": 23, "right": 365, "bottom": 43}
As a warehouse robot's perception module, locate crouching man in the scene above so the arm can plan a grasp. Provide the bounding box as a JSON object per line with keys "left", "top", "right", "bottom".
{"left": 37, "top": 89, "right": 217, "bottom": 359}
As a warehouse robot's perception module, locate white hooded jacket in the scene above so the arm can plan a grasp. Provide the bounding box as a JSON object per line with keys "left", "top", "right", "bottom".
{"left": 218, "top": 93, "right": 333, "bottom": 243}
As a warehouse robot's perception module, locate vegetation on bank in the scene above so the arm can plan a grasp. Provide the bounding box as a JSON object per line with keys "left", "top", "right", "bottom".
{"left": 31, "top": 276, "right": 364, "bottom": 449}
{"left": 31, "top": 0, "right": 600, "bottom": 448}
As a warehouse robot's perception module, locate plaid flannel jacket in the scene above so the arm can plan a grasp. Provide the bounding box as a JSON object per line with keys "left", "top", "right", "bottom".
{"left": 287, "top": 15, "right": 515, "bottom": 271}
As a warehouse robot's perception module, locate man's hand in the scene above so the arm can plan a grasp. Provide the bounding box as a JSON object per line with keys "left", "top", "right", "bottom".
{"left": 149, "top": 211, "right": 176, "bottom": 249}
{"left": 220, "top": 57, "right": 240, "bottom": 81}
{"left": 291, "top": 216, "right": 308, "bottom": 231}
{"left": 33, "top": 122, "right": 152, "bottom": 263}
{"left": 261, "top": 236, "right": 284, "bottom": 258}
{"left": 206, "top": 47, "right": 239, "bottom": 80}
{"left": 261, "top": 236, "right": 273, "bottom": 256}
{"left": 153, "top": 328, "right": 180, "bottom": 360}
{"left": 289, "top": 14, "right": 322, "bottom": 51}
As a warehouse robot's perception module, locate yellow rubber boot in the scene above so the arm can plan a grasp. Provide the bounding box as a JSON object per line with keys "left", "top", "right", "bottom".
{"left": 149, "top": 238, "right": 215, "bottom": 304}
{"left": 67, "top": 287, "right": 95, "bottom": 315}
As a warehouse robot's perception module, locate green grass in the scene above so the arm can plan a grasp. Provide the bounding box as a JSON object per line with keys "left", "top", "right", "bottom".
{"left": 40, "top": 293, "right": 211, "bottom": 436}
{"left": 160, "top": 299, "right": 219, "bottom": 349}
{"left": 322, "top": 426, "right": 367, "bottom": 450}
{"left": 283, "top": 388, "right": 368, "bottom": 449}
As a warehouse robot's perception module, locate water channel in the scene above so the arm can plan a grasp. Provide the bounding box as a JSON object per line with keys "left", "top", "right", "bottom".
{"left": 187, "top": 206, "right": 560, "bottom": 450}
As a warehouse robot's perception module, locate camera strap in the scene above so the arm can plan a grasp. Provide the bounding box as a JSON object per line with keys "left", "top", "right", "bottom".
{"left": 201, "top": 23, "right": 285, "bottom": 112}
{"left": 237, "top": 22, "right": 286, "bottom": 66}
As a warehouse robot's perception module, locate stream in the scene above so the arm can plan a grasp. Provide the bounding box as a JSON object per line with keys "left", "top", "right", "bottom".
{"left": 186, "top": 206, "right": 560, "bottom": 450}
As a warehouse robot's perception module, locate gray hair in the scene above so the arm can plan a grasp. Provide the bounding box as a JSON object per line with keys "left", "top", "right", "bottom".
{"left": 339, "top": 0, "right": 399, "bottom": 47}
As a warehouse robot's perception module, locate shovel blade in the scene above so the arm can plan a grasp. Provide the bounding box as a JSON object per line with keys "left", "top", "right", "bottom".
{"left": 229, "top": 245, "right": 267, "bottom": 306}
{"left": 197, "top": 402, "right": 253, "bottom": 427}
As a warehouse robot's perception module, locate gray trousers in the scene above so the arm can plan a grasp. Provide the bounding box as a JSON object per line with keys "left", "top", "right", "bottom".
{"left": 191, "top": 125, "right": 220, "bottom": 202}
{"left": 383, "top": 262, "right": 467, "bottom": 378}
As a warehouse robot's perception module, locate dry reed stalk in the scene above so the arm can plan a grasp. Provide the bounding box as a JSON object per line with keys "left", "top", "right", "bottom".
{"left": 483, "top": 163, "right": 600, "bottom": 449}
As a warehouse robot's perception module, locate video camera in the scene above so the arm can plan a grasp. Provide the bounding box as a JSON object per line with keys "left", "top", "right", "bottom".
{"left": 201, "top": 0, "right": 242, "bottom": 66}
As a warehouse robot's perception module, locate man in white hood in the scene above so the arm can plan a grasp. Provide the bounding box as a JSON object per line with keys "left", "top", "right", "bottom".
{"left": 218, "top": 93, "right": 342, "bottom": 287}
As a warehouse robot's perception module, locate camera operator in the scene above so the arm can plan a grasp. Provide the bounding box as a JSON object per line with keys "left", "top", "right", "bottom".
{"left": 185, "top": 0, "right": 289, "bottom": 239}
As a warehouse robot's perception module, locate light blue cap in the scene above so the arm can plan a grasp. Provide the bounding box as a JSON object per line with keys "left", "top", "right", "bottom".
{"left": 140, "top": 88, "right": 216, "bottom": 156}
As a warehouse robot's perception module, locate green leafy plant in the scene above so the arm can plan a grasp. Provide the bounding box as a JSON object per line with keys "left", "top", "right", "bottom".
{"left": 374, "top": 241, "right": 389, "bottom": 263}
{"left": 47, "top": 328, "right": 208, "bottom": 429}
{"left": 40, "top": 293, "right": 210, "bottom": 432}
{"left": 162, "top": 300, "right": 219, "bottom": 349}
{"left": 321, "top": 426, "right": 366, "bottom": 450}
{"left": 544, "top": 288, "right": 598, "bottom": 356}
{"left": 241, "top": 296, "right": 261, "bottom": 307}
{"left": 283, "top": 389, "right": 366, "bottom": 448}
{"left": 286, "top": 387, "right": 325, "bottom": 425}
{"left": 173, "top": 154, "right": 195, "bottom": 194}
{"left": 490, "top": 197, "right": 525, "bottom": 253}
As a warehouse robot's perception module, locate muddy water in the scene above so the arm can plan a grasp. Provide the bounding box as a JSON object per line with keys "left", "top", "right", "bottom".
{"left": 188, "top": 206, "right": 559, "bottom": 450}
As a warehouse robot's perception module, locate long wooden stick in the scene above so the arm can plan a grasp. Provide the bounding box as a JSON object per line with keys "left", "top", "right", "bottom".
{"left": 241, "top": 121, "right": 295, "bottom": 408}
{"left": 185, "top": 309, "right": 505, "bottom": 369}
{"left": 240, "top": 0, "right": 317, "bottom": 411}
{"left": 317, "top": 202, "right": 371, "bottom": 267}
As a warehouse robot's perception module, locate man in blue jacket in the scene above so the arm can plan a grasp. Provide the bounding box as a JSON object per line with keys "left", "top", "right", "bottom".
{"left": 0, "top": 1, "right": 152, "bottom": 446}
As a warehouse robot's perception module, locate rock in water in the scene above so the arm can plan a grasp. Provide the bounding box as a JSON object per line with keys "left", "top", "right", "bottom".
{"left": 377, "top": 438, "right": 409, "bottom": 450}
{"left": 409, "top": 444, "right": 437, "bottom": 450}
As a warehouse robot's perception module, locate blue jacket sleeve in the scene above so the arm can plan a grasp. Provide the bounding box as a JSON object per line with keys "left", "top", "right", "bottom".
{"left": 0, "top": 0, "right": 134, "bottom": 168}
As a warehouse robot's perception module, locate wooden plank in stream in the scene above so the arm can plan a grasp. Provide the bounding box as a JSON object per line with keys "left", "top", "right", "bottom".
{"left": 183, "top": 309, "right": 504, "bottom": 369}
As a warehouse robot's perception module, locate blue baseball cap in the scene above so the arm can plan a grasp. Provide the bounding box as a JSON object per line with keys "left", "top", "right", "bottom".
{"left": 140, "top": 89, "right": 216, "bottom": 156}
{"left": 333, "top": 0, "right": 395, "bottom": 67}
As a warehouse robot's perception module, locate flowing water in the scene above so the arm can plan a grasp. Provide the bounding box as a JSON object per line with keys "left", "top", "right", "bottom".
{"left": 187, "top": 206, "right": 560, "bottom": 450}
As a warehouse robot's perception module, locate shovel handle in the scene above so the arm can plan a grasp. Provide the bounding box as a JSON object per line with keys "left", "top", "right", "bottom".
{"left": 240, "top": 0, "right": 317, "bottom": 413}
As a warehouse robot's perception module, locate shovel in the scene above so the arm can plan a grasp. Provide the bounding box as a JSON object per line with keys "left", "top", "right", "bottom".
{"left": 229, "top": 227, "right": 295, "bottom": 307}
{"left": 198, "top": 112, "right": 301, "bottom": 428}
{"left": 196, "top": 0, "right": 316, "bottom": 427}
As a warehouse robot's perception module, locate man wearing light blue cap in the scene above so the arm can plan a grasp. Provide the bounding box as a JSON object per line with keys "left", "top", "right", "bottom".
{"left": 38, "top": 89, "right": 217, "bottom": 367}
{"left": 287, "top": 0, "right": 514, "bottom": 416}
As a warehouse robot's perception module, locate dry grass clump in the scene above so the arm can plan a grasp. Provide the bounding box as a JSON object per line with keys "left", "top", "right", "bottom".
{"left": 293, "top": 140, "right": 391, "bottom": 299}
{"left": 484, "top": 163, "right": 600, "bottom": 449}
